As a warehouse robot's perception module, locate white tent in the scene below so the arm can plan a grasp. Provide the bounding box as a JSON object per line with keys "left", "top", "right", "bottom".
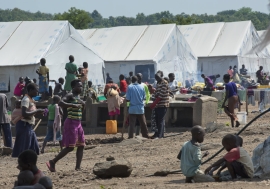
{"left": 78, "top": 24, "right": 197, "bottom": 84}
{"left": 179, "top": 21, "right": 270, "bottom": 82}
{"left": 0, "top": 21, "right": 105, "bottom": 98}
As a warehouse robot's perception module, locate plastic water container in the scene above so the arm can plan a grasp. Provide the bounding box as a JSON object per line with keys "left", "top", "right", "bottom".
{"left": 237, "top": 112, "right": 247, "bottom": 125}
{"left": 106, "top": 120, "right": 117, "bottom": 134}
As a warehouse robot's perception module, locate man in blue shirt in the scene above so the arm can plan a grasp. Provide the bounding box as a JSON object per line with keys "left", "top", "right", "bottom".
{"left": 126, "top": 76, "right": 149, "bottom": 139}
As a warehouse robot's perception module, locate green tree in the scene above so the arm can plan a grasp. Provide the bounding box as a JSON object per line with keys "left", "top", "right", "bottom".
{"left": 54, "top": 7, "right": 93, "bottom": 29}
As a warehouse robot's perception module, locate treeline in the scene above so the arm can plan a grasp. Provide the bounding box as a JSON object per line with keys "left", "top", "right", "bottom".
{"left": 0, "top": 7, "right": 269, "bottom": 30}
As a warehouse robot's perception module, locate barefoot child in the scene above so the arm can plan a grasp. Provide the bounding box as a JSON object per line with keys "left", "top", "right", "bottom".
{"left": 11, "top": 100, "right": 22, "bottom": 125}
{"left": 222, "top": 74, "right": 240, "bottom": 128}
{"left": 41, "top": 95, "right": 63, "bottom": 154}
{"left": 205, "top": 134, "right": 253, "bottom": 180}
{"left": 177, "top": 126, "right": 214, "bottom": 183}
{"left": 16, "top": 150, "right": 44, "bottom": 185}
{"left": 52, "top": 77, "right": 65, "bottom": 97}
{"left": 208, "top": 135, "right": 243, "bottom": 176}
{"left": 46, "top": 79, "right": 85, "bottom": 172}
{"left": 80, "top": 62, "right": 89, "bottom": 100}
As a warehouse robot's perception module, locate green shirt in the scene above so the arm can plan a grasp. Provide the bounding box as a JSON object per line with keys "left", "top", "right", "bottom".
{"left": 67, "top": 97, "right": 82, "bottom": 120}
{"left": 180, "top": 141, "right": 201, "bottom": 177}
{"left": 64, "top": 62, "right": 78, "bottom": 91}
{"left": 48, "top": 104, "right": 55, "bottom": 121}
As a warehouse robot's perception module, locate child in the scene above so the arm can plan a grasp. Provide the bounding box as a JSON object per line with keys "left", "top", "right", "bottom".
{"left": 205, "top": 134, "right": 253, "bottom": 180}
{"left": 177, "top": 125, "right": 214, "bottom": 183}
{"left": 51, "top": 77, "right": 65, "bottom": 97}
{"left": 208, "top": 135, "right": 243, "bottom": 176}
{"left": 88, "top": 81, "right": 97, "bottom": 101}
{"left": 14, "top": 77, "right": 25, "bottom": 98}
{"left": 14, "top": 175, "right": 52, "bottom": 189}
{"left": 222, "top": 74, "right": 240, "bottom": 127}
{"left": 36, "top": 58, "right": 49, "bottom": 101}
{"left": 17, "top": 150, "right": 44, "bottom": 185}
{"left": 47, "top": 79, "right": 85, "bottom": 172}
{"left": 15, "top": 170, "right": 34, "bottom": 186}
{"left": 41, "top": 95, "right": 63, "bottom": 154}
{"left": 80, "top": 62, "right": 89, "bottom": 100}
{"left": 11, "top": 100, "right": 22, "bottom": 125}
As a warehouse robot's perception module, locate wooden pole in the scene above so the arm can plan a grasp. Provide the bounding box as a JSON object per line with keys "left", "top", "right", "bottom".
{"left": 122, "top": 99, "right": 128, "bottom": 140}
{"left": 33, "top": 119, "right": 42, "bottom": 131}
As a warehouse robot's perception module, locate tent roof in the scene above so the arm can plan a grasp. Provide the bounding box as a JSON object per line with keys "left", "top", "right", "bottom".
{"left": 258, "top": 30, "right": 266, "bottom": 37}
{"left": 0, "top": 21, "right": 103, "bottom": 67}
{"left": 78, "top": 24, "right": 195, "bottom": 62}
{"left": 178, "top": 21, "right": 261, "bottom": 57}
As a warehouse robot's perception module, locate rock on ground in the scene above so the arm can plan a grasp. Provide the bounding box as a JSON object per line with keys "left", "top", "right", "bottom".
{"left": 93, "top": 158, "right": 133, "bottom": 178}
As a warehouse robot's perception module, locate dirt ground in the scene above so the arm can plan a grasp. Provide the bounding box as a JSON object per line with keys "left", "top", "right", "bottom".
{"left": 1, "top": 104, "right": 270, "bottom": 189}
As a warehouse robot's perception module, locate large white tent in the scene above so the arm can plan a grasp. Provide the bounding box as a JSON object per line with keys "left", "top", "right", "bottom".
{"left": 0, "top": 21, "right": 105, "bottom": 98}
{"left": 179, "top": 21, "right": 270, "bottom": 82}
{"left": 77, "top": 24, "right": 198, "bottom": 84}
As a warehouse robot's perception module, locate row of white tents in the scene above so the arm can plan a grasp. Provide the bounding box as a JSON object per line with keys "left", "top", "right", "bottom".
{"left": 0, "top": 20, "right": 270, "bottom": 98}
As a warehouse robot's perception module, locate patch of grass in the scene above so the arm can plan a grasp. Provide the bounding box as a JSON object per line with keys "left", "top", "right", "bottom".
{"left": 225, "top": 123, "right": 230, "bottom": 126}
{"left": 47, "top": 147, "right": 59, "bottom": 153}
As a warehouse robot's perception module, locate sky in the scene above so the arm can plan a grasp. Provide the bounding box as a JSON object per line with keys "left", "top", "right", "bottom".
{"left": 0, "top": 0, "right": 269, "bottom": 18}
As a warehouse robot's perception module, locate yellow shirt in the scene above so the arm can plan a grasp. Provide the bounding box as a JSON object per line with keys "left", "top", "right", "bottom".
{"left": 39, "top": 66, "right": 49, "bottom": 77}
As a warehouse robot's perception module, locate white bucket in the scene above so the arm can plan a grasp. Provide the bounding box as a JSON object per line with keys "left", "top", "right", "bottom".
{"left": 237, "top": 112, "right": 247, "bottom": 125}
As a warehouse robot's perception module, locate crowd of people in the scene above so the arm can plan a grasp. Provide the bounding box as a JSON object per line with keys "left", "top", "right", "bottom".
{"left": 0, "top": 55, "right": 268, "bottom": 187}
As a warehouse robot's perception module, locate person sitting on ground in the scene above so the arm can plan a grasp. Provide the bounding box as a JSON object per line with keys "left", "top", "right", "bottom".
{"left": 14, "top": 77, "right": 25, "bottom": 98}
{"left": 119, "top": 74, "right": 127, "bottom": 97}
{"left": 36, "top": 58, "right": 49, "bottom": 101}
{"left": 177, "top": 125, "right": 214, "bottom": 183}
{"left": 51, "top": 77, "right": 65, "bottom": 97}
{"left": 201, "top": 74, "right": 214, "bottom": 91}
{"left": 16, "top": 150, "right": 45, "bottom": 185}
{"left": 208, "top": 135, "right": 243, "bottom": 176}
{"left": 205, "top": 134, "right": 253, "bottom": 180}
{"left": 11, "top": 100, "right": 22, "bottom": 125}
{"left": 41, "top": 95, "right": 63, "bottom": 154}
{"left": 14, "top": 176, "right": 53, "bottom": 189}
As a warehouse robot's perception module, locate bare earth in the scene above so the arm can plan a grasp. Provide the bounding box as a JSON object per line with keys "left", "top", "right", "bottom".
{"left": 1, "top": 104, "right": 270, "bottom": 189}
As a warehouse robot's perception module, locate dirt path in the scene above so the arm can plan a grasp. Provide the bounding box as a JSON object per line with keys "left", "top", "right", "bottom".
{"left": 1, "top": 107, "right": 270, "bottom": 188}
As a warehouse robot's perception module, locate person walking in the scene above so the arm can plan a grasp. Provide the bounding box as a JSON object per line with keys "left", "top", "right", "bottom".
{"left": 126, "top": 76, "right": 149, "bottom": 139}
{"left": 0, "top": 93, "right": 12, "bottom": 148}
{"left": 151, "top": 73, "right": 169, "bottom": 139}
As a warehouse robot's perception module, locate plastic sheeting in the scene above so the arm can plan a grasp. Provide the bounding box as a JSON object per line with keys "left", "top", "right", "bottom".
{"left": 0, "top": 21, "right": 105, "bottom": 98}
{"left": 252, "top": 136, "right": 270, "bottom": 178}
{"left": 78, "top": 24, "right": 198, "bottom": 84}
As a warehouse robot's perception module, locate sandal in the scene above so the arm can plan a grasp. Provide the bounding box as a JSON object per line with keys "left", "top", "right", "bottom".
{"left": 46, "top": 160, "right": 56, "bottom": 172}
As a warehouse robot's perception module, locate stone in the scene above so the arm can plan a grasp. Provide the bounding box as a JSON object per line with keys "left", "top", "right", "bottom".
{"left": 106, "top": 156, "right": 115, "bottom": 161}
{"left": 153, "top": 170, "right": 170, "bottom": 176}
{"left": 84, "top": 145, "right": 97, "bottom": 151}
{"left": 93, "top": 158, "right": 132, "bottom": 178}
{"left": 205, "top": 122, "right": 226, "bottom": 133}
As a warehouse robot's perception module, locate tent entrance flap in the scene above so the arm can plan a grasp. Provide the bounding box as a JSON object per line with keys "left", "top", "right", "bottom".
{"left": 135, "top": 64, "right": 155, "bottom": 83}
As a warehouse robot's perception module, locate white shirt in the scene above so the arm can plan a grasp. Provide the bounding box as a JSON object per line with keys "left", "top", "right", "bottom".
{"left": 21, "top": 96, "right": 36, "bottom": 125}
{"left": 169, "top": 80, "right": 178, "bottom": 94}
